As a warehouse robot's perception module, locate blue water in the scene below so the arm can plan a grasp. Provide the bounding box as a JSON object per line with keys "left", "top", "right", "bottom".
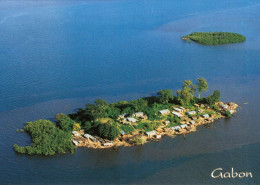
{"left": 0, "top": 0, "right": 260, "bottom": 184}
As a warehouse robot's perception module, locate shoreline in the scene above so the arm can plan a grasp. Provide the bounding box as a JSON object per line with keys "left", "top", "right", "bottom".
{"left": 72, "top": 101, "right": 238, "bottom": 149}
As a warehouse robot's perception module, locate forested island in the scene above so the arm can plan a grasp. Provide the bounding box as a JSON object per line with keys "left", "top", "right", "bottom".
{"left": 182, "top": 32, "right": 246, "bottom": 45}
{"left": 14, "top": 78, "right": 238, "bottom": 155}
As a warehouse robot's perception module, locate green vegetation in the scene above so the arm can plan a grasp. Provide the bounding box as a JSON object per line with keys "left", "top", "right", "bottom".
{"left": 132, "top": 136, "right": 146, "bottom": 145}
{"left": 97, "top": 122, "right": 120, "bottom": 140}
{"left": 14, "top": 77, "right": 225, "bottom": 155}
{"left": 182, "top": 32, "right": 246, "bottom": 45}
{"left": 225, "top": 111, "right": 232, "bottom": 118}
{"left": 13, "top": 119, "right": 75, "bottom": 155}
{"left": 197, "top": 78, "right": 208, "bottom": 99}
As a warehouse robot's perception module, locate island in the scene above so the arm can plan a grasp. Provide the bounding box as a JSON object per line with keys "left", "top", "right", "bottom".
{"left": 13, "top": 78, "right": 238, "bottom": 155}
{"left": 182, "top": 32, "right": 246, "bottom": 45}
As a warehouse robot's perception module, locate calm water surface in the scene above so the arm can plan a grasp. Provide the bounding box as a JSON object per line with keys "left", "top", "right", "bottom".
{"left": 0, "top": 0, "right": 260, "bottom": 184}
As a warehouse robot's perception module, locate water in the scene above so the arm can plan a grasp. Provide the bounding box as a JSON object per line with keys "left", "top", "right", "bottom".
{"left": 0, "top": 0, "right": 260, "bottom": 184}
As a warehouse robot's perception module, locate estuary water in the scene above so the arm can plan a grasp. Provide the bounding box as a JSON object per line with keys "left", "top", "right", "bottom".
{"left": 0, "top": 0, "right": 260, "bottom": 184}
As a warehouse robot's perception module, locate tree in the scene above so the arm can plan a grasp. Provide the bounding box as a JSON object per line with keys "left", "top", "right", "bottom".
{"left": 183, "top": 80, "right": 196, "bottom": 96}
{"left": 206, "top": 90, "right": 221, "bottom": 106}
{"left": 176, "top": 80, "right": 196, "bottom": 105}
{"left": 130, "top": 99, "right": 148, "bottom": 111}
{"left": 85, "top": 104, "right": 105, "bottom": 120}
{"left": 95, "top": 99, "right": 108, "bottom": 107}
{"left": 13, "top": 119, "right": 75, "bottom": 155}
{"left": 197, "top": 78, "right": 208, "bottom": 99}
{"left": 97, "top": 122, "right": 120, "bottom": 140}
{"left": 55, "top": 113, "right": 75, "bottom": 132}
{"left": 157, "top": 89, "right": 173, "bottom": 104}
{"left": 73, "top": 123, "right": 81, "bottom": 131}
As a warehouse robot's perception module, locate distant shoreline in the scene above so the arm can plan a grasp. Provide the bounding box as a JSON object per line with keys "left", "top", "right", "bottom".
{"left": 182, "top": 32, "right": 246, "bottom": 45}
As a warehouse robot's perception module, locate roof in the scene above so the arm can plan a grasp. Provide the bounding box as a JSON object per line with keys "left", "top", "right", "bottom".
{"left": 172, "top": 111, "right": 183, "bottom": 117}
{"left": 180, "top": 124, "right": 188, "bottom": 128}
{"left": 145, "top": 130, "right": 156, "bottom": 136}
{"left": 134, "top": 112, "right": 144, "bottom": 116}
{"left": 84, "top": 134, "right": 94, "bottom": 139}
{"left": 72, "top": 131, "right": 80, "bottom": 136}
{"left": 187, "top": 111, "right": 196, "bottom": 115}
{"left": 202, "top": 114, "right": 209, "bottom": 118}
{"left": 72, "top": 140, "right": 79, "bottom": 146}
{"left": 190, "top": 121, "right": 195, "bottom": 124}
{"left": 159, "top": 109, "right": 170, "bottom": 114}
{"left": 104, "top": 142, "right": 113, "bottom": 146}
{"left": 120, "top": 130, "right": 126, "bottom": 134}
{"left": 220, "top": 104, "right": 228, "bottom": 109}
{"left": 119, "top": 113, "right": 126, "bottom": 118}
{"left": 174, "top": 108, "right": 183, "bottom": 112}
{"left": 126, "top": 117, "right": 137, "bottom": 122}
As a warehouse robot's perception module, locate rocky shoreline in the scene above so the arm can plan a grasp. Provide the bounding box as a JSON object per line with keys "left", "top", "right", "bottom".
{"left": 72, "top": 102, "right": 238, "bottom": 149}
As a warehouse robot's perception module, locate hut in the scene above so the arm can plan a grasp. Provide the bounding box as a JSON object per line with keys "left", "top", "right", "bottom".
{"left": 198, "top": 109, "right": 204, "bottom": 113}
{"left": 180, "top": 124, "right": 188, "bottom": 129}
{"left": 176, "top": 126, "right": 181, "bottom": 130}
{"left": 170, "top": 126, "right": 176, "bottom": 131}
{"left": 220, "top": 104, "right": 228, "bottom": 109}
{"left": 191, "top": 116, "right": 198, "bottom": 120}
{"left": 134, "top": 112, "right": 144, "bottom": 117}
{"left": 72, "top": 140, "right": 79, "bottom": 146}
{"left": 202, "top": 114, "right": 209, "bottom": 119}
{"left": 126, "top": 117, "right": 137, "bottom": 123}
{"left": 190, "top": 120, "right": 195, "bottom": 125}
{"left": 172, "top": 111, "right": 183, "bottom": 118}
{"left": 229, "top": 110, "right": 235, "bottom": 114}
{"left": 172, "top": 126, "right": 181, "bottom": 131}
{"left": 103, "top": 142, "right": 113, "bottom": 146}
{"left": 120, "top": 130, "right": 126, "bottom": 136}
{"left": 145, "top": 131, "right": 157, "bottom": 137}
{"left": 173, "top": 107, "right": 183, "bottom": 112}
{"left": 155, "top": 135, "right": 162, "bottom": 139}
{"left": 159, "top": 109, "right": 170, "bottom": 115}
{"left": 84, "top": 134, "right": 95, "bottom": 140}
{"left": 164, "top": 120, "right": 170, "bottom": 125}
{"left": 72, "top": 131, "right": 80, "bottom": 137}
{"left": 118, "top": 113, "right": 126, "bottom": 119}
{"left": 187, "top": 111, "right": 196, "bottom": 116}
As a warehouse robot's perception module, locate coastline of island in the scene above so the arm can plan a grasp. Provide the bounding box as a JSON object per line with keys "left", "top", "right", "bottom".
{"left": 182, "top": 32, "right": 246, "bottom": 45}
{"left": 73, "top": 101, "right": 238, "bottom": 149}
{"left": 13, "top": 78, "right": 239, "bottom": 155}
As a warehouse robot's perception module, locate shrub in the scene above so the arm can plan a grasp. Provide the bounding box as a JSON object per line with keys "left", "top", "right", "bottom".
{"left": 73, "top": 123, "right": 81, "bottom": 131}
{"left": 225, "top": 111, "right": 232, "bottom": 118}
{"left": 97, "top": 123, "right": 120, "bottom": 140}
{"left": 55, "top": 113, "right": 75, "bottom": 132}
{"left": 13, "top": 119, "right": 75, "bottom": 155}
{"left": 132, "top": 136, "right": 146, "bottom": 145}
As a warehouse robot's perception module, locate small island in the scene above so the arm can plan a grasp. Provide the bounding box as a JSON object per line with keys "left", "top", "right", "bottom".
{"left": 182, "top": 32, "right": 246, "bottom": 45}
{"left": 14, "top": 78, "right": 238, "bottom": 155}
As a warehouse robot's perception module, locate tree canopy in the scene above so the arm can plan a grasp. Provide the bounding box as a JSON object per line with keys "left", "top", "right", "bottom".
{"left": 13, "top": 119, "right": 75, "bottom": 155}
{"left": 157, "top": 89, "right": 173, "bottom": 104}
{"left": 182, "top": 32, "right": 246, "bottom": 45}
{"left": 197, "top": 78, "right": 208, "bottom": 98}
